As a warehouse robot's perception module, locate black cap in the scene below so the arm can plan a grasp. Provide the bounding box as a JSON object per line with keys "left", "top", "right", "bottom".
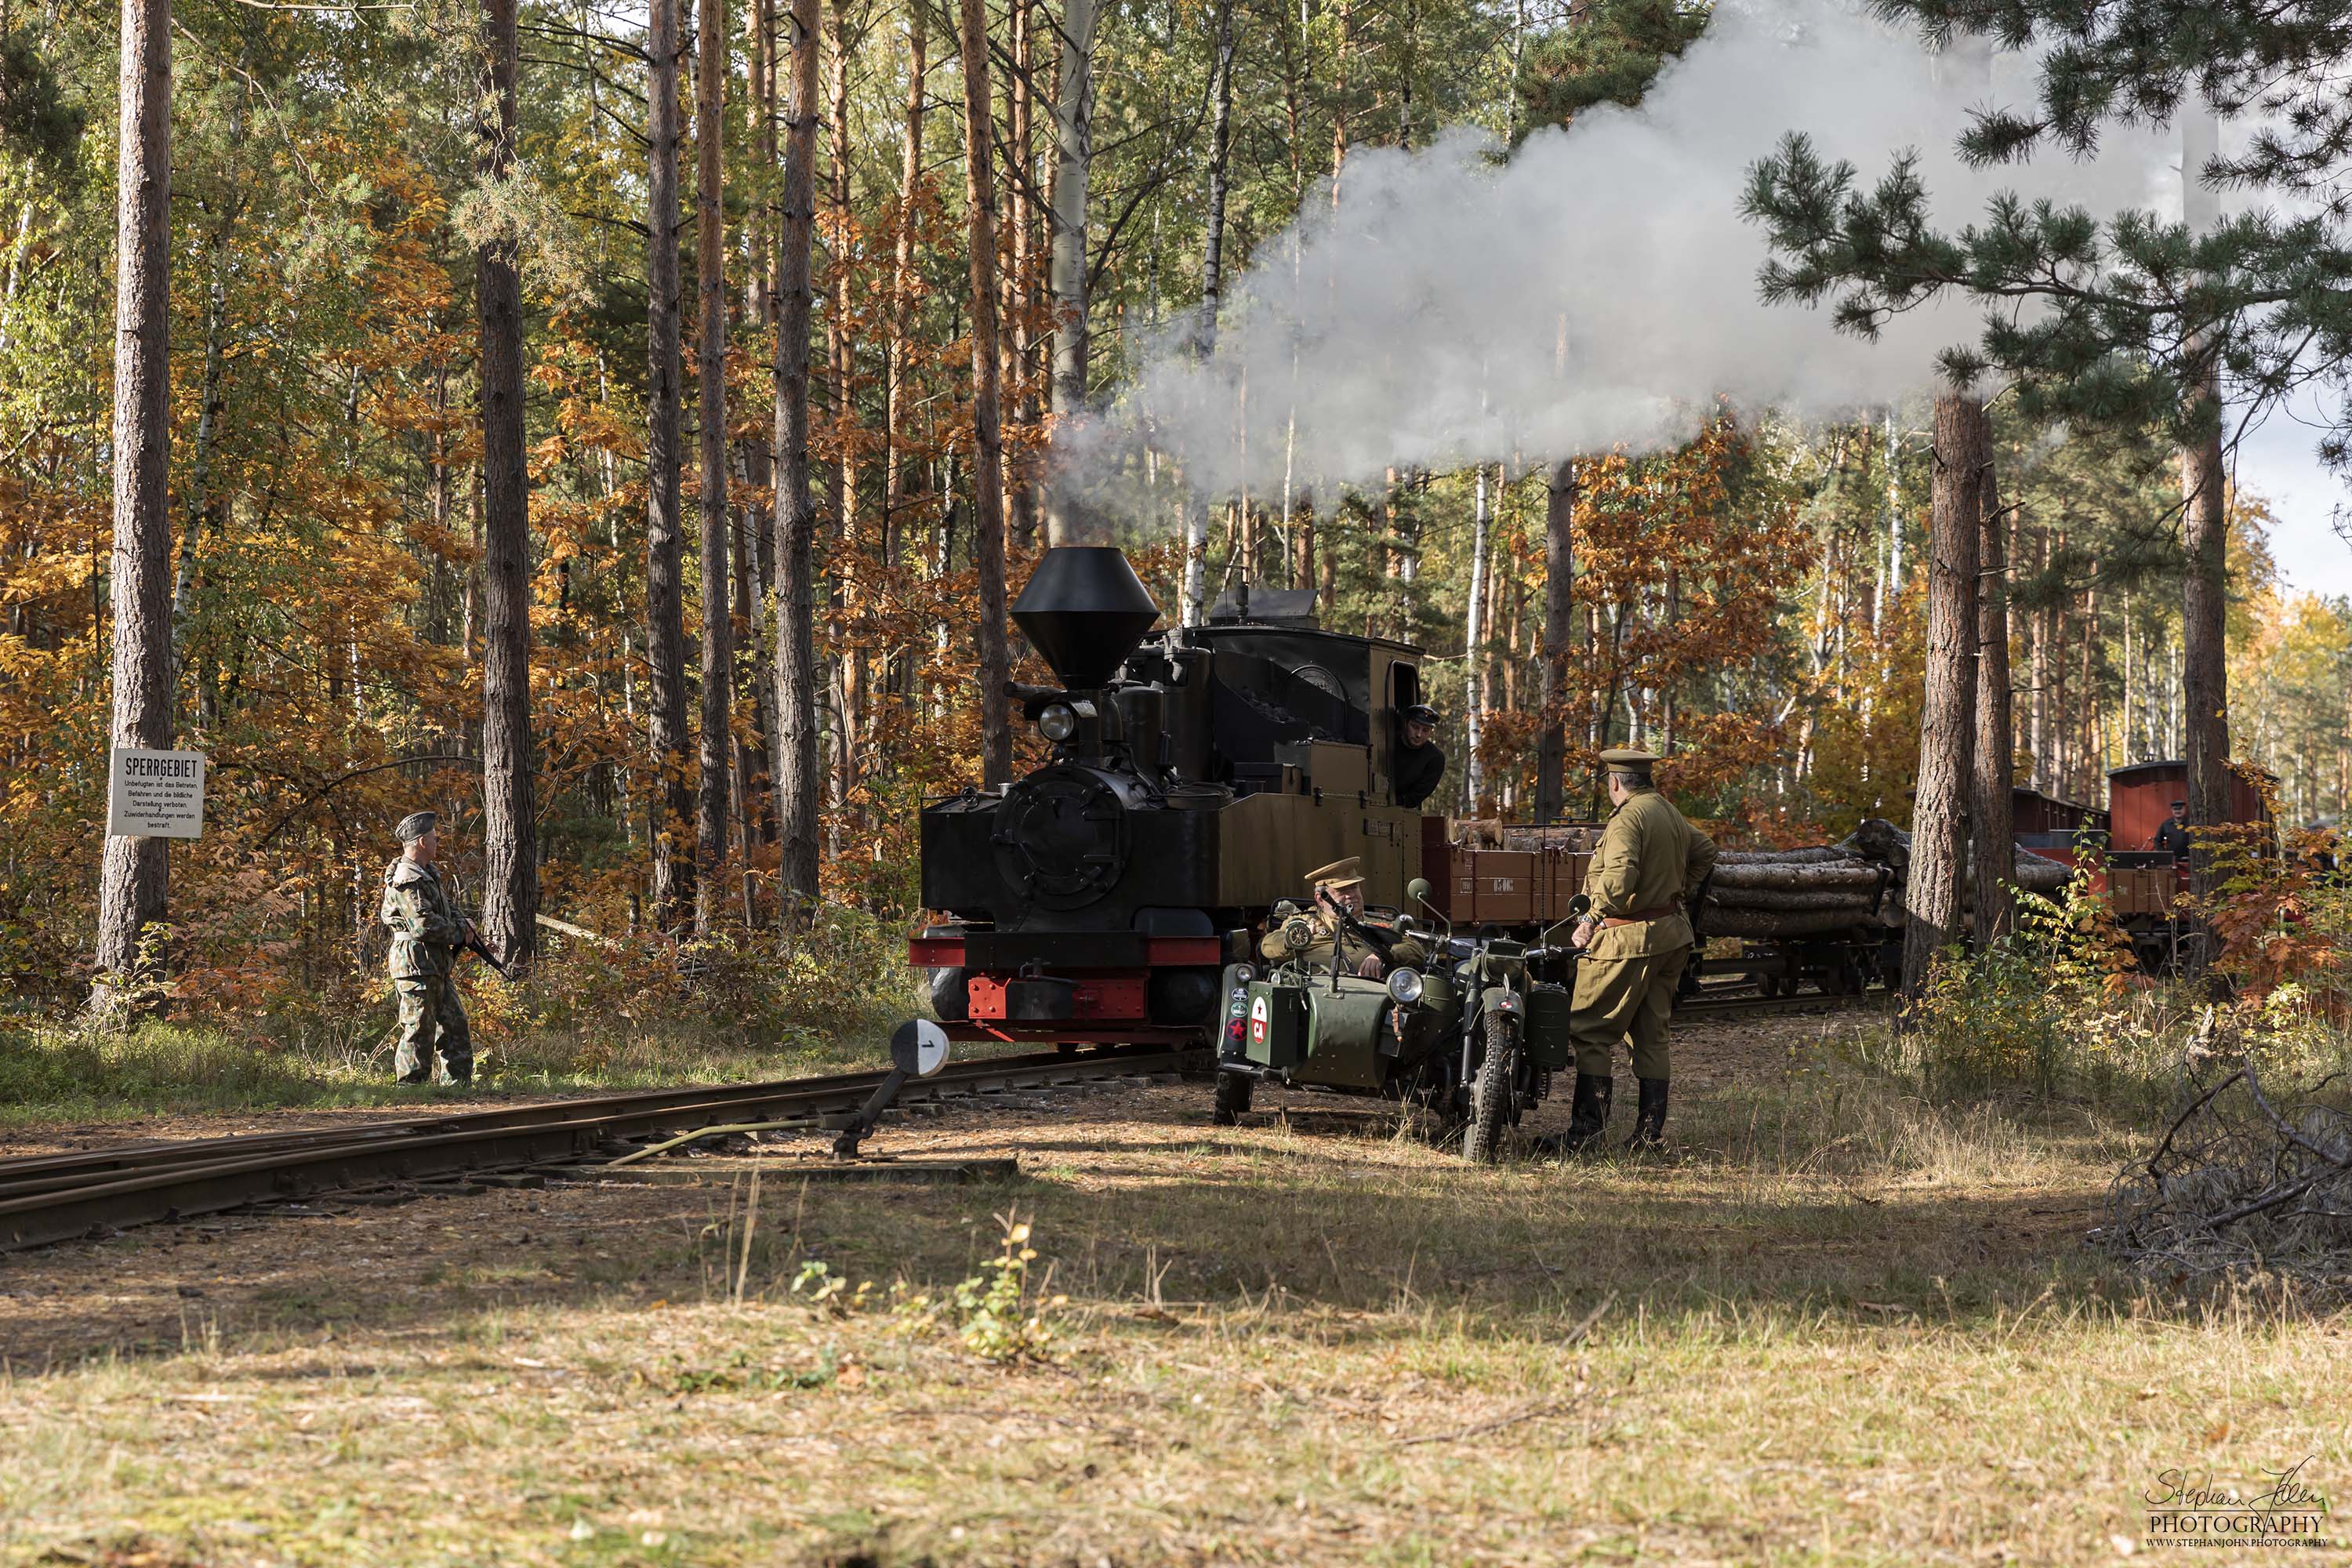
{"left": 1403, "top": 703, "right": 1439, "bottom": 726}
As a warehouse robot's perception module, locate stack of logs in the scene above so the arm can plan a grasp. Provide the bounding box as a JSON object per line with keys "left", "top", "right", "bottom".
{"left": 1698, "top": 848, "right": 1893, "bottom": 938}
{"left": 1697, "top": 818, "right": 2074, "bottom": 941}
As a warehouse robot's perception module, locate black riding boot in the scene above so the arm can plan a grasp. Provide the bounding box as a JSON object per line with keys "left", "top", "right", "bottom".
{"left": 1624, "top": 1077, "right": 1669, "bottom": 1149}
{"left": 1537, "top": 1073, "right": 1613, "bottom": 1156}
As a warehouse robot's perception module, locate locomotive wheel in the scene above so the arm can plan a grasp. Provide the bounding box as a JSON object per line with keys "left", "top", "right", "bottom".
{"left": 1462, "top": 1010, "right": 1519, "bottom": 1165}
{"left": 1213, "top": 1072, "right": 1254, "bottom": 1126}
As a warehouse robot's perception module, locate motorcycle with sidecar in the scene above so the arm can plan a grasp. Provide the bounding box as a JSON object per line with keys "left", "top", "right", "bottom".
{"left": 1211, "top": 881, "right": 1591, "bottom": 1162}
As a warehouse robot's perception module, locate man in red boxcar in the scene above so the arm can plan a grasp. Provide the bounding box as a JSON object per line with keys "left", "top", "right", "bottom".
{"left": 2151, "top": 800, "right": 2190, "bottom": 857}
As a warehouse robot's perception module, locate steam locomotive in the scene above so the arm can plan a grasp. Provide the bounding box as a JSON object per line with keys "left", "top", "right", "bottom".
{"left": 910, "top": 546, "right": 1441, "bottom": 1050}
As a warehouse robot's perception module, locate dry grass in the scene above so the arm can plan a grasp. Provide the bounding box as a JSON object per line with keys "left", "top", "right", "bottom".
{"left": 2, "top": 1015, "right": 2347, "bottom": 1566}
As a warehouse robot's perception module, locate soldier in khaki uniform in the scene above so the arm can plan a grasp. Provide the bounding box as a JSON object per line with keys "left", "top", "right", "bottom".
{"left": 380, "top": 811, "right": 477, "bottom": 1087}
{"left": 1259, "top": 857, "right": 1428, "bottom": 978}
{"left": 1545, "top": 750, "right": 1715, "bottom": 1152}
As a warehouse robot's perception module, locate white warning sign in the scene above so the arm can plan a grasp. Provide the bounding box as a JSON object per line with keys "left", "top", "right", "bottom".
{"left": 106, "top": 746, "right": 206, "bottom": 839}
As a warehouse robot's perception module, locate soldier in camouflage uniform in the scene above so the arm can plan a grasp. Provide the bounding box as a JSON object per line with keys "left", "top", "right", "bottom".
{"left": 381, "top": 811, "right": 477, "bottom": 1086}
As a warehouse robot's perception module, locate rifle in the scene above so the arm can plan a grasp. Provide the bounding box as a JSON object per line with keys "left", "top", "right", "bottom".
{"left": 459, "top": 927, "right": 510, "bottom": 980}
{"left": 1314, "top": 888, "right": 1399, "bottom": 963}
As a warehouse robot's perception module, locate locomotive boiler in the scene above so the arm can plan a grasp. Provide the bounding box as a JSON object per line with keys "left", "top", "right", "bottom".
{"left": 911, "top": 546, "right": 1439, "bottom": 1050}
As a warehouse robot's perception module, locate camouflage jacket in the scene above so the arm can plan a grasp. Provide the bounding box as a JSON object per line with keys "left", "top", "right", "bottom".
{"left": 381, "top": 858, "right": 464, "bottom": 980}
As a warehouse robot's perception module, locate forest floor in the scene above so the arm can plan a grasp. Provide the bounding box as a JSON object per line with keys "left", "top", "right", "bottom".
{"left": 2, "top": 1011, "right": 2347, "bottom": 1566}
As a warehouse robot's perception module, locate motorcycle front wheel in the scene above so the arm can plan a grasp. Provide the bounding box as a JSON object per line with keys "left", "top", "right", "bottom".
{"left": 1462, "top": 1008, "right": 1519, "bottom": 1164}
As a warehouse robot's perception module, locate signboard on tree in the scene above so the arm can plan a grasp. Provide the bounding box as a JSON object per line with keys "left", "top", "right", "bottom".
{"left": 106, "top": 747, "right": 205, "bottom": 839}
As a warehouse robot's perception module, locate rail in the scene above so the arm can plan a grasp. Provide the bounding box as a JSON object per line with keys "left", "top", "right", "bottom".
{"left": 0, "top": 1042, "right": 1199, "bottom": 1253}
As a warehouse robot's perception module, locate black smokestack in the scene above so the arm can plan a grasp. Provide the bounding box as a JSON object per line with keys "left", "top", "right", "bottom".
{"left": 1012, "top": 546, "right": 1160, "bottom": 689}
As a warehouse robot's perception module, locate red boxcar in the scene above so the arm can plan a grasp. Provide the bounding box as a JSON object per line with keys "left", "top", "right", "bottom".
{"left": 2107, "top": 760, "right": 2271, "bottom": 851}
{"left": 2011, "top": 786, "right": 2111, "bottom": 868}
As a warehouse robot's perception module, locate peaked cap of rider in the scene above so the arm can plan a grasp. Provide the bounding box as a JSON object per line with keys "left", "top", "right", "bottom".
{"left": 1305, "top": 856, "right": 1366, "bottom": 891}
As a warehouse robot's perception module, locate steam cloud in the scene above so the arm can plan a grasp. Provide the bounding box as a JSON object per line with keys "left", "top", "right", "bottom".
{"left": 1054, "top": 0, "right": 2176, "bottom": 516}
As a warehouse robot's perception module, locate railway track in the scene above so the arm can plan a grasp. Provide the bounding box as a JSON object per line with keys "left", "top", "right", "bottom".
{"left": 0, "top": 989, "right": 1878, "bottom": 1254}
{"left": 1679, "top": 985, "right": 1886, "bottom": 1019}
{"left": 0, "top": 1041, "right": 1200, "bottom": 1253}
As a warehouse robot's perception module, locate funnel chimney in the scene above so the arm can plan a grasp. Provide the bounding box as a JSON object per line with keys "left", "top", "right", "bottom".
{"left": 1012, "top": 546, "right": 1160, "bottom": 689}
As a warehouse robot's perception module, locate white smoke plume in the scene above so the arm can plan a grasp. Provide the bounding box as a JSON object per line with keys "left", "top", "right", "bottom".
{"left": 1054, "top": 0, "right": 2176, "bottom": 515}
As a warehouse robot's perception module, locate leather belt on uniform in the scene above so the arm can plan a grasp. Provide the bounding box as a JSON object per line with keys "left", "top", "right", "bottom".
{"left": 1600, "top": 904, "right": 1680, "bottom": 928}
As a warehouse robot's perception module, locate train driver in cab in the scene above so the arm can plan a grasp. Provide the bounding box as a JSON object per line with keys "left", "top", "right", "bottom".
{"left": 1259, "top": 857, "right": 1428, "bottom": 979}
{"left": 1393, "top": 703, "right": 1446, "bottom": 810}
{"left": 2151, "top": 799, "right": 2191, "bottom": 857}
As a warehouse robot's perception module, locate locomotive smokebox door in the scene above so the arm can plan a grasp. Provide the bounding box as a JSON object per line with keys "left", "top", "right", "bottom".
{"left": 1243, "top": 981, "right": 1308, "bottom": 1069}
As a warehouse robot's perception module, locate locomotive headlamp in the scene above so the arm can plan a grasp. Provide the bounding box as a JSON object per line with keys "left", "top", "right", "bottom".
{"left": 1038, "top": 702, "right": 1079, "bottom": 742}
{"left": 1386, "top": 967, "right": 1425, "bottom": 1005}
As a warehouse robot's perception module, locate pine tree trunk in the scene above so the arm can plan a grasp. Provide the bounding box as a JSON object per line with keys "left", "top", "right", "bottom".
{"left": 1464, "top": 463, "right": 1489, "bottom": 814}
{"left": 2182, "top": 371, "right": 2230, "bottom": 893}
{"left": 742, "top": 0, "right": 779, "bottom": 854}
{"left": 476, "top": 0, "right": 538, "bottom": 970}
{"left": 1901, "top": 393, "right": 1985, "bottom": 1007}
{"left": 2029, "top": 526, "right": 2049, "bottom": 789}
{"left": 693, "top": 0, "right": 732, "bottom": 935}
{"left": 826, "top": 0, "right": 860, "bottom": 812}
{"left": 92, "top": 0, "right": 173, "bottom": 1013}
{"left": 646, "top": 0, "right": 695, "bottom": 931}
{"left": 1534, "top": 458, "right": 1573, "bottom": 823}
{"left": 884, "top": 1, "right": 927, "bottom": 549}
{"left": 775, "top": 0, "right": 824, "bottom": 914}
{"left": 958, "top": 0, "right": 1012, "bottom": 786}
{"left": 1004, "top": 0, "right": 1036, "bottom": 557}
{"left": 2180, "top": 100, "right": 2232, "bottom": 950}
{"left": 1971, "top": 444, "right": 2014, "bottom": 942}
{"left": 1042, "top": 0, "right": 1095, "bottom": 546}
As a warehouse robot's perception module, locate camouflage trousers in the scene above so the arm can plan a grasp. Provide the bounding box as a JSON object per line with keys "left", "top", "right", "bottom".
{"left": 1569, "top": 945, "right": 1689, "bottom": 1082}
{"left": 394, "top": 972, "right": 474, "bottom": 1085}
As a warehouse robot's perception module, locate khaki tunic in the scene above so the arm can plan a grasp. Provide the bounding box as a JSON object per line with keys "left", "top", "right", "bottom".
{"left": 1260, "top": 909, "right": 1428, "bottom": 975}
{"left": 1571, "top": 787, "right": 1717, "bottom": 1080}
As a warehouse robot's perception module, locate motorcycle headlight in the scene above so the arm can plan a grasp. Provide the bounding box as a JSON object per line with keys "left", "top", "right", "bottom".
{"left": 1386, "top": 967, "right": 1425, "bottom": 1005}
{"left": 1232, "top": 964, "right": 1255, "bottom": 985}
{"left": 1038, "top": 702, "right": 1079, "bottom": 742}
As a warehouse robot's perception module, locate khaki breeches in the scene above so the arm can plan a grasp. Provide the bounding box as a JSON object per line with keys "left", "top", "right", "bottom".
{"left": 1568, "top": 945, "right": 1688, "bottom": 1081}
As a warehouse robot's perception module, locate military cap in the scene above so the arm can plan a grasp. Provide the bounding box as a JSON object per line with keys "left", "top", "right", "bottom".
{"left": 394, "top": 811, "right": 439, "bottom": 844}
{"left": 1597, "top": 748, "right": 1661, "bottom": 770}
{"left": 1305, "top": 855, "right": 1366, "bottom": 890}
{"left": 1403, "top": 703, "right": 1440, "bottom": 726}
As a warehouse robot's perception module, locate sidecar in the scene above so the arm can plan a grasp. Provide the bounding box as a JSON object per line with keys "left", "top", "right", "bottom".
{"left": 1209, "top": 889, "right": 1589, "bottom": 1162}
